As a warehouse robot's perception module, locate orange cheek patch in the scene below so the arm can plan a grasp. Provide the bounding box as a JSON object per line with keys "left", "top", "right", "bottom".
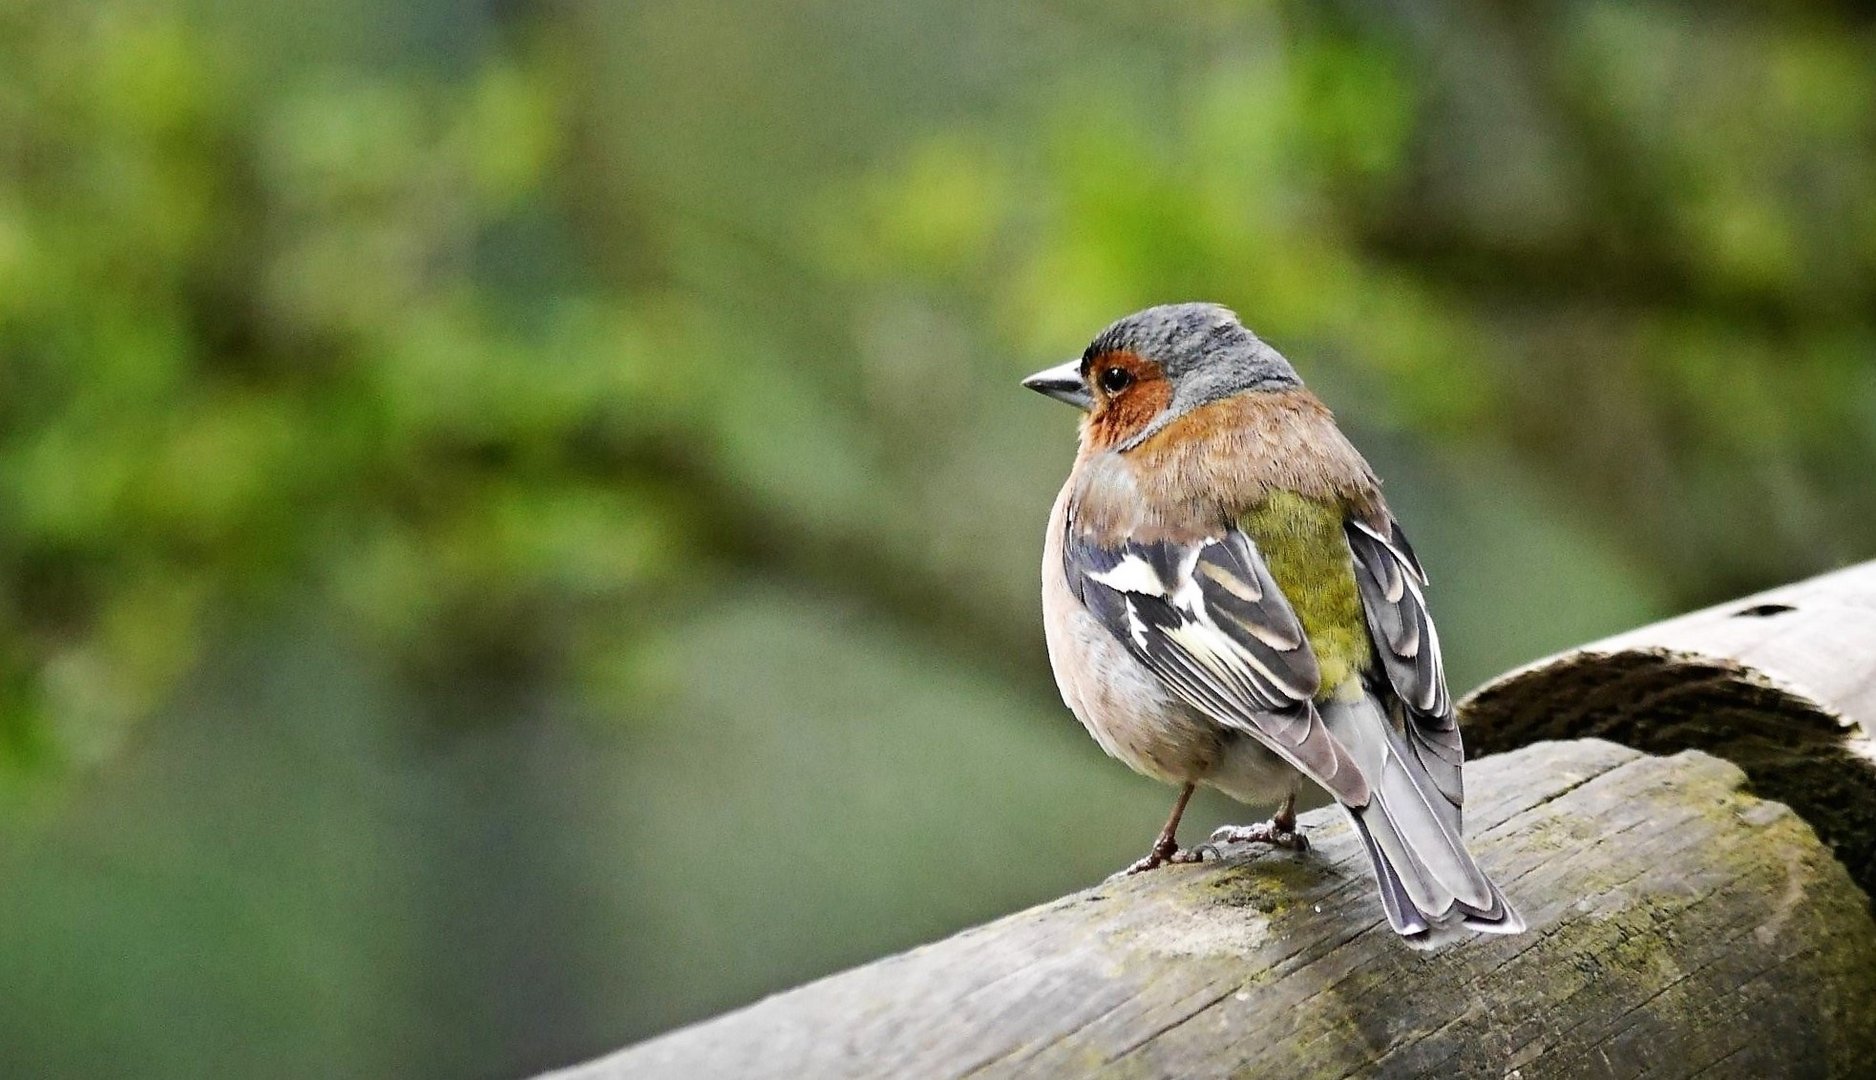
{"left": 1086, "top": 353, "right": 1172, "bottom": 450}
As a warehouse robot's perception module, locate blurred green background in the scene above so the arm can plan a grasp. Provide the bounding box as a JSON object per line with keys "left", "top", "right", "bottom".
{"left": 2, "top": 0, "right": 1873, "bottom": 1076}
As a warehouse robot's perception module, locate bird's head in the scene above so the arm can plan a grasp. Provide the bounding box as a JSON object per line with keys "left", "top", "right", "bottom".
{"left": 1021, "top": 302, "right": 1301, "bottom": 450}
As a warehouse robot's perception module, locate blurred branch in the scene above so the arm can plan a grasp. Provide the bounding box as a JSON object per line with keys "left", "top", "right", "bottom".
{"left": 1358, "top": 222, "right": 1852, "bottom": 330}
{"left": 625, "top": 434, "right": 1062, "bottom": 707}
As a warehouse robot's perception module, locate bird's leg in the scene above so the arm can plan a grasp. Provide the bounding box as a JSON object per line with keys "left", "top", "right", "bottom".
{"left": 1272, "top": 790, "right": 1299, "bottom": 835}
{"left": 1206, "top": 790, "right": 1309, "bottom": 852}
{"left": 1115, "top": 782, "right": 1205, "bottom": 876}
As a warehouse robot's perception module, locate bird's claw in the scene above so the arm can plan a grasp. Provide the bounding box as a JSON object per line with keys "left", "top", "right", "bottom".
{"left": 1108, "top": 844, "right": 1208, "bottom": 881}
{"left": 1206, "top": 820, "right": 1309, "bottom": 852}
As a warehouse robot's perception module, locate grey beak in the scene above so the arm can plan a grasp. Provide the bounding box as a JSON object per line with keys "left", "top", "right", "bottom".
{"left": 1022, "top": 359, "right": 1092, "bottom": 411}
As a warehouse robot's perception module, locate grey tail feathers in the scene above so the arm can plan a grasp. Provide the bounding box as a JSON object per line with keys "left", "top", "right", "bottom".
{"left": 1322, "top": 692, "right": 1524, "bottom": 948}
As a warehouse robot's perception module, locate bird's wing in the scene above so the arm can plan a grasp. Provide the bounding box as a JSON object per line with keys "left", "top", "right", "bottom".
{"left": 1344, "top": 514, "right": 1465, "bottom": 808}
{"left": 1064, "top": 521, "right": 1370, "bottom": 807}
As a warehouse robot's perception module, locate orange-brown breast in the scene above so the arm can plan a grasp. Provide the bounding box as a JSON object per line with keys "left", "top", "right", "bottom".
{"left": 1074, "top": 388, "right": 1384, "bottom": 542}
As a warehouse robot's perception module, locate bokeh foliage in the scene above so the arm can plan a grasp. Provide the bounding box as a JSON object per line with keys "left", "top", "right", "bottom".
{"left": 0, "top": 0, "right": 681, "bottom": 773}
{"left": 0, "top": 0, "right": 1872, "bottom": 1076}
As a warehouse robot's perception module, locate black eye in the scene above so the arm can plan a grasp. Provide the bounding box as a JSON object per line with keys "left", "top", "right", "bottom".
{"left": 1098, "top": 366, "right": 1133, "bottom": 394}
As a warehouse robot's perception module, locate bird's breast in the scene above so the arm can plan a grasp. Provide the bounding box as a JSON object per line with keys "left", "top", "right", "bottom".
{"left": 1042, "top": 485, "right": 1222, "bottom": 783}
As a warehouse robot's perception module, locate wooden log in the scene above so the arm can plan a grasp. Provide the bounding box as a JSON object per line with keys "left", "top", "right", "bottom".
{"left": 1461, "top": 559, "right": 1876, "bottom": 899}
{"left": 547, "top": 561, "right": 1876, "bottom": 1079}
{"left": 549, "top": 741, "right": 1876, "bottom": 1079}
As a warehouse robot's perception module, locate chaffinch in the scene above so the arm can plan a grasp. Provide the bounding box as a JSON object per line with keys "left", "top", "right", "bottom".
{"left": 1024, "top": 303, "right": 1522, "bottom": 946}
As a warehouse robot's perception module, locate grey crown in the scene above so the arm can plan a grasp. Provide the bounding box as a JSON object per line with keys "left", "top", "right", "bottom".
{"left": 1083, "top": 303, "right": 1302, "bottom": 444}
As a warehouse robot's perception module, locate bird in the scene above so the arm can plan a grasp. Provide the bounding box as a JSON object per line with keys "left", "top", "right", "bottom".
{"left": 1022, "top": 302, "right": 1522, "bottom": 946}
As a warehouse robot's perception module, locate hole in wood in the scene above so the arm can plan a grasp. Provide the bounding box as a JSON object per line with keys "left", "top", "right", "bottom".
{"left": 1461, "top": 649, "right": 1875, "bottom": 901}
{"left": 1732, "top": 603, "right": 1797, "bottom": 618}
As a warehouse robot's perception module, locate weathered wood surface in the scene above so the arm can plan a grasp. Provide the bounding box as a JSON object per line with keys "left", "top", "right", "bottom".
{"left": 1463, "top": 559, "right": 1876, "bottom": 897}
{"left": 548, "top": 739, "right": 1876, "bottom": 1079}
